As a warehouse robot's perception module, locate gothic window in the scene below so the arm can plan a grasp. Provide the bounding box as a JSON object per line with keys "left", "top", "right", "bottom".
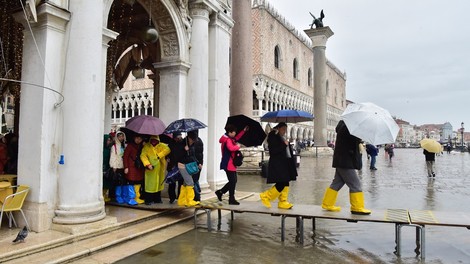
{"left": 293, "top": 58, "right": 298, "bottom": 79}
{"left": 274, "top": 45, "right": 280, "bottom": 69}
{"left": 252, "top": 91, "right": 258, "bottom": 110}
{"left": 308, "top": 68, "right": 312, "bottom": 86}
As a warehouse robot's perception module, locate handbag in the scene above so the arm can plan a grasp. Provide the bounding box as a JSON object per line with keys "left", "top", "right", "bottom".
{"left": 185, "top": 161, "right": 199, "bottom": 175}
{"left": 165, "top": 166, "right": 183, "bottom": 184}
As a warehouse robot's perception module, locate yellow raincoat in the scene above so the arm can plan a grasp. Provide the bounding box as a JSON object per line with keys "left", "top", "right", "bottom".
{"left": 140, "top": 136, "right": 171, "bottom": 193}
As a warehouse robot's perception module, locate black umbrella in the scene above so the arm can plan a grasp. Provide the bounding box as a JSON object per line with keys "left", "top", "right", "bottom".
{"left": 226, "top": 115, "right": 266, "bottom": 147}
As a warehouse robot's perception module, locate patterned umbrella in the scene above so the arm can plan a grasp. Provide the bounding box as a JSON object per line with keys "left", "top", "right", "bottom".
{"left": 124, "top": 115, "right": 166, "bottom": 136}
{"left": 163, "top": 118, "right": 207, "bottom": 134}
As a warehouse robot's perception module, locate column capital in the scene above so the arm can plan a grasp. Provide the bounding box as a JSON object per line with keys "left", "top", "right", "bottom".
{"left": 304, "top": 26, "right": 334, "bottom": 48}
{"left": 153, "top": 60, "right": 191, "bottom": 73}
{"left": 13, "top": 2, "right": 70, "bottom": 32}
{"left": 189, "top": 2, "right": 211, "bottom": 20}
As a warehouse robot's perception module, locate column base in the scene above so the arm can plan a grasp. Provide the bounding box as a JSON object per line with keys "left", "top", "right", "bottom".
{"left": 52, "top": 215, "right": 117, "bottom": 235}
{"left": 301, "top": 146, "right": 334, "bottom": 157}
{"left": 53, "top": 201, "right": 106, "bottom": 225}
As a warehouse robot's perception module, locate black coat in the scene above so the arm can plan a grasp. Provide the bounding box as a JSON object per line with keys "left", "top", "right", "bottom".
{"left": 332, "top": 120, "right": 362, "bottom": 170}
{"left": 267, "top": 130, "right": 297, "bottom": 184}
{"left": 423, "top": 149, "right": 435, "bottom": 161}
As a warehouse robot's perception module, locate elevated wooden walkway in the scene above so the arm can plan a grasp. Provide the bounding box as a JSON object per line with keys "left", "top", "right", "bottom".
{"left": 197, "top": 200, "right": 470, "bottom": 260}
{"left": 109, "top": 197, "right": 470, "bottom": 260}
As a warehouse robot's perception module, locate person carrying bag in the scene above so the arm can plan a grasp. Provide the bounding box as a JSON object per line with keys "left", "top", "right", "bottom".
{"left": 171, "top": 132, "right": 201, "bottom": 207}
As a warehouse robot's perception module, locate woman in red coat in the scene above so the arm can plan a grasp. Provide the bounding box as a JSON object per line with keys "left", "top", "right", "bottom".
{"left": 123, "top": 135, "right": 145, "bottom": 204}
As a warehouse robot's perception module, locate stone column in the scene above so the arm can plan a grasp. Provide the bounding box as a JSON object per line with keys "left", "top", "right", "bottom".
{"left": 186, "top": 2, "right": 210, "bottom": 190}
{"left": 230, "top": 0, "right": 252, "bottom": 116}
{"left": 154, "top": 61, "right": 190, "bottom": 125}
{"left": 305, "top": 27, "right": 334, "bottom": 149}
{"left": 103, "top": 28, "right": 118, "bottom": 134}
{"left": 53, "top": 1, "right": 106, "bottom": 224}
{"left": 14, "top": 3, "right": 70, "bottom": 232}
{"left": 207, "top": 11, "right": 234, "bottom": 190}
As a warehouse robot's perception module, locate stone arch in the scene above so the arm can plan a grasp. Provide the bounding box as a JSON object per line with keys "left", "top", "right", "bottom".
{"left": 104, "top": 0, "right": 190, "bottom": 90}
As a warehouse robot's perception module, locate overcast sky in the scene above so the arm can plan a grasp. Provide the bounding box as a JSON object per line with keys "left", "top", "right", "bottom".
{"left": 268, "top": 0, "right": 470, "bottom": 131}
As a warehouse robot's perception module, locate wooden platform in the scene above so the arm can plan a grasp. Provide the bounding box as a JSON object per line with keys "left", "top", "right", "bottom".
{"left": 108, "top": 198, "right": 470, "bottom": 260}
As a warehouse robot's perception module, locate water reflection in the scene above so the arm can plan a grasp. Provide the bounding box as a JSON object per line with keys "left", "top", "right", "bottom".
{"left": 118, "top": 149, "right": 470, "bottom": 263}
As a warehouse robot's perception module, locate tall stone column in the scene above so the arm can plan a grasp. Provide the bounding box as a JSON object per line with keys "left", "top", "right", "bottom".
{"left": 154, "top": 61, "right": 190, "bottom": 125}
{"left": 187, "top": 2, "right": 211, "bottom": 191}
{"left": 53, "top": 1, "right": 106, "bottom": 224}
{"left": 207, "top": 11, "right": 234, "bottom": 190}
{"left": 102, "top": 28, "right": 118, "bottom": 134}
{"left": 305, "top": 27, "right": 334, "bottom": 149}
{"left": 230, "top": 0, "right": 252, "bottom": 116}
{"left": 14, "top": 3, "right": 70, "bottom": 232}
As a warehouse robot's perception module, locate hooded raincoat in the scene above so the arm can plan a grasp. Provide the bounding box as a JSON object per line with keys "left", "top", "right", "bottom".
{"left": 140, "top": 135, "right": 171, "bottom": 193}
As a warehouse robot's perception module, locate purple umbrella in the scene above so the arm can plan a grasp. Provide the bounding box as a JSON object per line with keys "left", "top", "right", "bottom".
{"left": 125, "top": 115, "right": 166, "bottom": 136}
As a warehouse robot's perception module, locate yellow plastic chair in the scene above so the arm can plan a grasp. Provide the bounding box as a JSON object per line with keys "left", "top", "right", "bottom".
{"left": 0, "top": 185, "right": 30, "bottom": 231}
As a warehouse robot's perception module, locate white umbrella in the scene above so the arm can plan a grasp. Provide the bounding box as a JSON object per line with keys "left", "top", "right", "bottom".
{"left": 341, "top": 102, "right": 399, "bottom": 145}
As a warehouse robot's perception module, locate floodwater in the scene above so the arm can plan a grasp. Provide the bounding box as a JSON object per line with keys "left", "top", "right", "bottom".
{"left": 117, "top": 149, "right": 470, "bottom": 264}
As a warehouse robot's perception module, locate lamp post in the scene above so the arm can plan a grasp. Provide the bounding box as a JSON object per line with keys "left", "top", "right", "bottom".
{"left": 461, "top": 122, "right": 465, "bottom": 152}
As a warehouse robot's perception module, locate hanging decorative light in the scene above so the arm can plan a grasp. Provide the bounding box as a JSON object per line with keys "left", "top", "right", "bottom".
{"left": 131, "top": 61, "right": 145, "bottom": 79}
{"left": 142, "top": 26, "right": 159, "bottom": 43}
{"left": 142, "top": 0, "right": 159, "bottom": 44}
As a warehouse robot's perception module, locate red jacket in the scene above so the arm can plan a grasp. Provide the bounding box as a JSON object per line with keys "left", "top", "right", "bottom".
{"left": 219, "top": 130, "right": 245, "bottom": 172}
{"left": 123, "top": 142, "right": 145, "bottom": 182}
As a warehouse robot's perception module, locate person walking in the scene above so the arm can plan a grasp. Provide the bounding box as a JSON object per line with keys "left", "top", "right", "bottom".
{"left": 321, "top": 120, "right": 371, "bottom": 215}
{"left": 215, "top": 124, "right": 247, "bottom": 205}
{"left": 385, "top": 144, "right": 395, "bottom": 161}
{"left": 140, "top": 135, "right": 171, "bottom": 205}
{"left": 366, "top": 143, "right": 379, "bottom": 170}
{"left": 423, "top": 149, "right": 436, "bottom": 177}
{"left": 123, "top": 134, "right": 146, "bottom": 205}
{"left": 259, "top": 122, "right": 297, "bottom": 209}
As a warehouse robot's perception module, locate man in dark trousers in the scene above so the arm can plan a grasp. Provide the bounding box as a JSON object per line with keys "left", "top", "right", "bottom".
{"left": 366, "top": 143, "right": 379, "bottom": 170}
{"left": 321, "top": 120, "right": 371, "bottom": 215}
{"left": 424, "top": 149, "right": 436, "bottom": 177}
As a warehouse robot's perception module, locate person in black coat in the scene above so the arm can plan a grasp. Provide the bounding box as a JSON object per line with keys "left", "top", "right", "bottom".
{"left": 188, "top": 130, "right": 203, "bottom": 201}
{"left": 259, "top": 122, "right": 297, "bottom": 209}
{"left": 423, "top": 149, "right": 436, "bottom": 177}
{"left": 321, "top": 120, "right": 371, "bottom": 215}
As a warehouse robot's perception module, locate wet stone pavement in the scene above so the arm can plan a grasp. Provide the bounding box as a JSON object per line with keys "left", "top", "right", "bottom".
{"left": 117, "top": 148, "right": 470, "bottom": 264}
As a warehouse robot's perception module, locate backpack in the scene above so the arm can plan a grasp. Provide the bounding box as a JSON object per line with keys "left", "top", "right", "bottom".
{"left": 134, "top": 146, "right": 145, "bottom": 169}
{"left": 233, "top": 150, "right": 244, "bottom": 167}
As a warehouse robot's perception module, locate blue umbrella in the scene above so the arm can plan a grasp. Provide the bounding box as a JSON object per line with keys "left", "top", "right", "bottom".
{"left": 163, "top": 118, "right": 207, "bottom": 134}
{"left": 260, "top": 109, "right": 314, "bottom": 123}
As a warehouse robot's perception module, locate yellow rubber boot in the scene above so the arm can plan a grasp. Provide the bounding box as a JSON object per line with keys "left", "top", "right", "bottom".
{"left": 177, "top": 185, "right": 187, "bottom": 206}
{"left": 103, "top": 189, "right": 111, "bottom": 202}
{"left": 185, "top": 186, "right": 200, "bottom": 207}
{"left": 278, "top": 187, "right": 293, "bottom": 209}
{"left": 350, "top": 192, "right": 371, "bottom": 215}
{"left": 321, "top": 187, "right": 341, "bottom": 212}
{"left": 259, "top": 186, "right": 280, "bottom": 208}
{"left": 134, "top": 184, "right": 145, "bottom": 204}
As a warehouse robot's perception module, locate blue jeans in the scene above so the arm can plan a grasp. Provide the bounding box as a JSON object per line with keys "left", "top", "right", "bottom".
{"left": 370, "top": 155, "right": 377, "bottom": 169}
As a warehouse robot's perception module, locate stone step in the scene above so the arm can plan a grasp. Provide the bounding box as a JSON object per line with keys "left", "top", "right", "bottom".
{"left": 0, "top": 208, "right": 195, "bottom": 263}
